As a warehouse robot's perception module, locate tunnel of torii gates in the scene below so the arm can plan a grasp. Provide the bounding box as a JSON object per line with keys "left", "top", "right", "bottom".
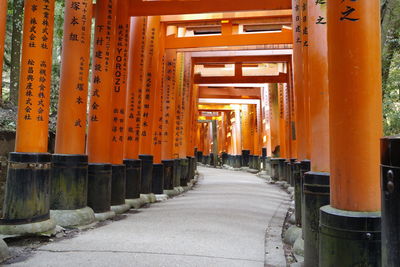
{"left": 0, "top": 0, "right": 397, "bottom": 266}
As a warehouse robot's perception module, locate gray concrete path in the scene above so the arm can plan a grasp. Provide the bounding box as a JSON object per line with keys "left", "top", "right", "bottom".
{"left": 9, "top": 167, "right": 290, "bottom": 267}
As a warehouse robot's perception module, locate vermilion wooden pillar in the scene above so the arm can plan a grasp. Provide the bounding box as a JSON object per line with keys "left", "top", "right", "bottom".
{"left": 151, "top": 22, "right": 166, "bottom": 164}
{"left": 179, "top": 53, "right": 192, "bottom": 164}
{"left": 292, "top": 0, "right": 307, "bottom": 161}
{"left": 1, "top": 0, "right": 56, "bottom": 234}
{"left": 302, "top": 1, "right": 330, "bottom": 265}
{"left": 241, "top": 104, "right": 253, "bottom": 155}
{"left": 269, "top": 84, "right": 280, "bottom": 157}
{"left": 138, "top": 16, "right": 161, "bottom": 196}
{"left": 109, "top": 0, "right": 131, "bottom": 213}
{"left": 150, "top": 21, "right": 166, "bottom": 195}
{"left": 0, "top": 0, "right": 7, "bottom": 101}
{"left": 123, "top": 17, "right": 146, "bottom": 205}
{"left": 319, "top": 1, "right": 382, "bottom": 265}
{"left": 161, "top": 49, "right": 177, "bottom": 161}
{"left": 123, "top": 17, "right": 146, "bottom": 161}
{"left": 262, "top": 86, "right": 272, "bottom": 156}
{"left": 86, "top": 0, "right": 117, "bottom": 219}
{"left": 173, "top": 52, "right": 184, "bottom": 158}
{"left": 278, "top": 84, "right": 288, "bottom": 159}
{"left": 161, "top": 49, "right": 178, "bottom": 191}
{"left": 50, "top": 0, "right": 95, "bottom": 227}
{"left": 300, "top": 0, "right": 311, "bottom": 160}
{"left": 287, "top": 63, "right": 298, "bottom": 159}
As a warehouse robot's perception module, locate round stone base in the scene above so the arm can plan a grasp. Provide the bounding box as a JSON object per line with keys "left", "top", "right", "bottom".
{"left": 140, "top": 194, "right": 151, "bottom": 204}
{"left": 174, "top": 186, "right": 185, "bottom": 193}
{"left": 111, "top": 203, "right": 131, "bottom": 214}
{"left": 0, "top": 218, "right": 56, "bottom": 236}
{"left": 94, "top": 211, "right": 116, "bottom": 222}
{"left": 0, "top": 239, "right": 9, "bottom": 262}
{"left": 50, "top": 207, "right": 95, "bottom": 228}
{"left": 139, "top": 193, "right": 156, "bottom": 203}
{"left": 155, "top": 194, "right": 168, "bottom": 202}
{"left": 148, "top": 193, "right": 156, "bottom": 203}
{"left": 125, "top": 198, "right": 145, "bottom": 209}
{"left": 164, "top": 189, "right": 179, "bottom": 197}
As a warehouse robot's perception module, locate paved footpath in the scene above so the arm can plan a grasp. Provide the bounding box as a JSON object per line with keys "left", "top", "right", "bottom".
{"left": 9, "top": 167, "right": 290, "bottom": 267}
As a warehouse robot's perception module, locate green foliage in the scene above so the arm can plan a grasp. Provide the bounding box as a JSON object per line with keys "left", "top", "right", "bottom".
{"left": 50, "top": 0, "right": 65, "bottom": 115}
{"left": 383, "top": 52, "right": 400, "bottom": 135}
{"left": 381, "top": 0, "right": 400, "bottom": 136}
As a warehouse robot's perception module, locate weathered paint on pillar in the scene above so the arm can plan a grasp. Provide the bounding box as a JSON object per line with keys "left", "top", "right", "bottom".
{"left": 292, "top": 0, "right": 307, "bottom": 161}
{"left": 139, "top": 16, "right": 161, "bottom": 157}
{"left": 123, "top": 17, "right": 146, "bottom": 160}
{"left": 0, "top": 0, "right": 7, "bottom": 100}
{"left": 86, "top": 0, "right": 117, "bottom": 163}
{"left": 161, "top": 49, "right": 177, "bottom": 160}
{"left": 328, "top": 0, "right": 382, "bottom": 211}
{"left": 110, "top": 0, "right": 129, "bottom": 165}
{"left": 55, "top": 0, "right": 93, "bottom": 155}
{"left": 308, "top": 0, "right": 329, "bottom": 173}
{"left": 15, "top": 0, "right": 55, "bottom": 153}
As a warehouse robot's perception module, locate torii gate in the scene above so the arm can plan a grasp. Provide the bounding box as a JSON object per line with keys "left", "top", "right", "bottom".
{"left": 0, "top": 0, "right": 387, "bottom": 266}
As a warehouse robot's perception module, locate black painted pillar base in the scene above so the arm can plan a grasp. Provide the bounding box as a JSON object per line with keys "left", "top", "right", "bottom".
{"left": 255, "top": 156, "right": 261, "bottom": 171}
{"left": 207, "top": 153, "right": 215, "bottom": 166}
{"left": 293, "top": 162, "right": 302, "bottom": 226}
{"left": 50, "top": 154, "right": 95, "bottom": 228}
{"left": 303, "top": 171, "right": 330, "bottom": 267}
{"left": 87, "top": 163, "right": 115, "bottom": 221}
{"left": 0, "top": 152, "right": 55, "bottom": 235}
{"left": 187, "top": 156, "right": 195, "bottom": 182}
{"left": 180, "top": 158, "right": 189, "bottom": 186}
{"left": 265, "top": 157, "right": 271, "bottom": 175}
{"left": 173, "top": 158, "right": 181, "bottom": 188}
{"left": 221, "top": 152, "right": 228, "bottom": 166}
{"left": 233, "top": 155, "right": 241, "bottom": 169}
{"left": 111, "top": 164, "right": 126, "bottom": 206}
{"left": 124, "top": 159, "right": 141, "bottom": 199}
{"left": 139, "top": 155, "right": 153, "bottom": 194}
{"left": 162, "top": 160, "right": 174, "bottom": 190}
{"left": 319, "top": 205, "right": 381, "bottom": 266}
{"left": 110, "top": 164, "right": 130, "bottom": 214}
{"left": 202, "top": 155, "right": 206, "bottom": 165}
{"left": 380, "top": 136, "right": 400, "bottom": 267}
{"left": 278, "top": 158, "right": 286, "bottom": 181}
{"left": 300, "top": 160, "right": 311, "bottom": 231}
{"left": 242, "top": 150, "right": 250, "bottom": 167}
{"left": 270, "top": 158, "right": 280, "bottom": 180}
{"left": 51, "top": 154, "right": 88, "bottom": 210}
{"left": 152, "top": 163, "right": 164, "bottom": 194}
{"left": 249, "top": 155, "right": 254, "bottom": 169}
{"left": 288, "top": 158, "right": 297, "bottom": 187}
{"left": 196, "top": 151, "right": 203, "bottom": 163}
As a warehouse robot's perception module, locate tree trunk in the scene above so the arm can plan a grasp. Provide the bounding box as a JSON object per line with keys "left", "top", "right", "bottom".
{"left": 9, "top": 0, "right": 23, "bottom": 106}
